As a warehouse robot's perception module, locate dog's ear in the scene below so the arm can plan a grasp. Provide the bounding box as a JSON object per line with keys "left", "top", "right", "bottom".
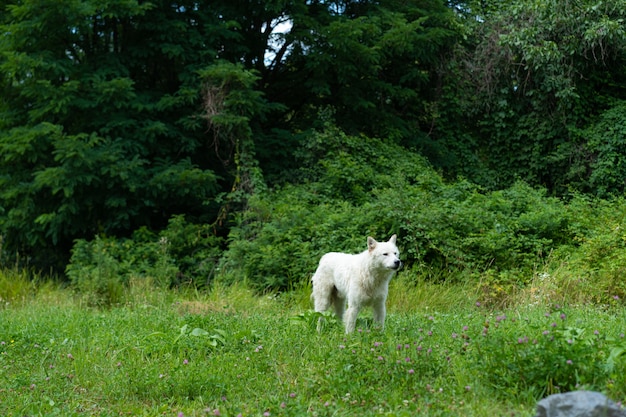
{"left": 388, "top": 234, "right": 397, "bottom": 245}
{"left": 367, "top": 236, "right": 377, "bottom": 251}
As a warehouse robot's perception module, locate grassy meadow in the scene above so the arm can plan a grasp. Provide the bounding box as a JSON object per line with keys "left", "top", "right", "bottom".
{"left": 2, "top": 267, "right": 626, "bottom": 417}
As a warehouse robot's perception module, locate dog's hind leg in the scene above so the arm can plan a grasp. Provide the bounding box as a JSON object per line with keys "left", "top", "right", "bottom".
{"left": 332, "top": 291, "right": 346, "bottom": 322}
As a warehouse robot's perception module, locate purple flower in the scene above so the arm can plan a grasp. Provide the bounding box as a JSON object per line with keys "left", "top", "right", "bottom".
{"left": 462, "top": 326, "right": 469, "bottom": 331}
{"left": 377, "top": 356, "right": 384, "bottom": 361}
{"left": 560, "top": 313, "right": 566, "bottom": 320}
{"left": 614, "top": 295, "right": 620, "bottom": 300}
{"left": 452, "top": 333, "right": 458, "bottom": 339}
{"left": 543, "top": 330, "right": 550, "bottom": 335}
{"left": 566, "top": 360, "right": 573, "bottom": 365}
{"left": 475, "top": 302, "right": 481, "bottom": 307}
{"left": 183, "top": 359, "right": 189, "bottom": 365}
{"left": 408, "top": 369, "right": 415, "bottom": 374}
{"left": 289, "top": 392, "right": 296, "bottom": 398}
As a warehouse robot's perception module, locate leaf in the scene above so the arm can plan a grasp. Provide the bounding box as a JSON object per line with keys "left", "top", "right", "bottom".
{"left": 190, "top": 328, "right": 210, "bottom": 337}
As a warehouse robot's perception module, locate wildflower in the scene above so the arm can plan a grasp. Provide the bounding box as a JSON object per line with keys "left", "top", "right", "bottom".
{"left": 373, "top": 342, "right": 382, "bottom": 347}
{"left": 544, "top": 312, "right": 550, "bottom": 317}
{"left": 178, "top": 412, "right": 184, "bottom": 417}
{"left": 560, "top": 313, "right": 566, "bottom": 320}
{"left": 452, "top": 333, "right": 458, "bottom": 339}
{"left": 566, "top": 360, "right": 573, "bottom": 365}
{"left": 67, "top": 353, "right": 74, "bottom": 360}
{"left": 417, "top": 345, "right": 423, "bottom": 351}
{"left": 614, "top": 295, "right": 620, "bottom": 300}
{"left": 377, "top": 356, "right": 384, "bottom": 361}
{"left": 264, "top": 412, "right": 271, "bottom": 416}
{"left": 280, "top": 402, "right": 286, "bottom": 409}
{"left": 404, "top": 344, "right": 410, "bottom": 349}
{"left": 408, "top": 369, "right": 415, "bottom": 374}
{"left": 465, "top": 385, "right": 471, "bottom": 391}
{"left": 475, "top": 302, "right": 481, "bottom": 307}
{"left": 183, "top": 359, "right": 189, "bottom": 365}
{"left": 427, "top": 331, "right": 433, "bottom": 336}
{"left": 289, "top": 393, "right": 296, "bottom": 398}
{"left": 543, "top": 330, "right": 550, "bottom": 335}
{"left": 397, "top": 344, "right": 403, "bottom": 350}
{"left": 551, "top": 322, "right": 557, "bottom": 327}
{"left": 405, "top": 357, "right": 411, "bottom": 362}
{"left": 213, "top": 411, "right": 221, "bottom": 417}
{"left": 338, "top": 345, "right": 345, "bottom": 349}
{"left": 462, "top": 326, "right": 469, "bottom": 331}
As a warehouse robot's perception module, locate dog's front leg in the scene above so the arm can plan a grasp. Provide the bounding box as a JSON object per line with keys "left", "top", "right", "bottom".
{"left": 343, "top": 305, "right": 360, "bottom": 333}
{"left": 372, "top": 300, "right": 386, "bottom": 330}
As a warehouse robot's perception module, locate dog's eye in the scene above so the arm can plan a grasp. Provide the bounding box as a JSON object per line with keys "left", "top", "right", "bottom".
{"left": 382, "top": 253, "right": 388, "bottom": 256}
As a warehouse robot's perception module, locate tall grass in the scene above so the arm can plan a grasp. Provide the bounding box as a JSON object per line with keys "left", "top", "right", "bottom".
{"left": 1, "top": 268, "right": 626, "bottom": 417}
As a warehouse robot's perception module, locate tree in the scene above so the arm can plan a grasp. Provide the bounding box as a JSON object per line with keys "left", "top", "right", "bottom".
{"left": 435, "top": 0, "right": 626, "bottom": 193}
{"left": 0, "top": 0, "right": 238, "bottom": 268}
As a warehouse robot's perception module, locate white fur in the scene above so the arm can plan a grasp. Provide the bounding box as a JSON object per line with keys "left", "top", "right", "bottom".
{"left": 311, "top": 235, "right": 401, "bottom": 333}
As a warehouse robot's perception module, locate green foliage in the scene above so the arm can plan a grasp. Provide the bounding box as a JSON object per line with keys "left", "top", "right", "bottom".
{"left": 66, "top": 215, "right": 223, "bottom": 305}
{"left": 578, "top": 100, "right": 626, "bottom": 196}
{"left": 3, "top": 283, "right": 626, "bottom": 416}
{"left": 437, "top": 0, "right": 626, "bottom": 193}
{"left": 219, "top": 127, "right": 572, "bottom": 292}
{"left": 474, "top": 308, "right": 612, "bottom": 397}
{"left": 0, "top": 0, "right": 245, "bottom": 269}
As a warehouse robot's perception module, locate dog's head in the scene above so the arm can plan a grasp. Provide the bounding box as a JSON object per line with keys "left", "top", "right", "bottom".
{"left": 368, "top": 234, "right": 402, "bottom": 271}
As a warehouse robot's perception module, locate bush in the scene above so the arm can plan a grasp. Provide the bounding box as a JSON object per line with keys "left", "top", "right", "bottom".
{"left": 218, "top": 128, "right": 573, "bottom": 292}
{"left": 67, "top": 216, "right": 223, "bottom": 305}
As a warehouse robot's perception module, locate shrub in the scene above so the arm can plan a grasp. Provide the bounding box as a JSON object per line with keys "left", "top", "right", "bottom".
{"left": 67, "top": 215, "right": 223, "bottom": 305}
{"left": 219, "top": 127, "right": 573, "bottom": 292}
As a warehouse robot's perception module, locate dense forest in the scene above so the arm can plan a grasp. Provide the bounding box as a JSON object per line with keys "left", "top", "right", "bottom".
{"left": 2, "top": 0, "right": 626, "bottom": 297}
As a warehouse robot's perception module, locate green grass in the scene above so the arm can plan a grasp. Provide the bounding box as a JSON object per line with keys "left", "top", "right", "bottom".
{"left": 1, "top": 273, "right": 626, "bottom": 417}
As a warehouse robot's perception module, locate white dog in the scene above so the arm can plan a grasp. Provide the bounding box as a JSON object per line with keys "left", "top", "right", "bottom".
{"left": 311, "top": 235, "right": 401, "bottom": 333}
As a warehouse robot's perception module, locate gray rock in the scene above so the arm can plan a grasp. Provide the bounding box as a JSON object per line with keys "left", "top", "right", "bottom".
{"left": 535, "top": 391, "right": 626, "bottom": 417}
